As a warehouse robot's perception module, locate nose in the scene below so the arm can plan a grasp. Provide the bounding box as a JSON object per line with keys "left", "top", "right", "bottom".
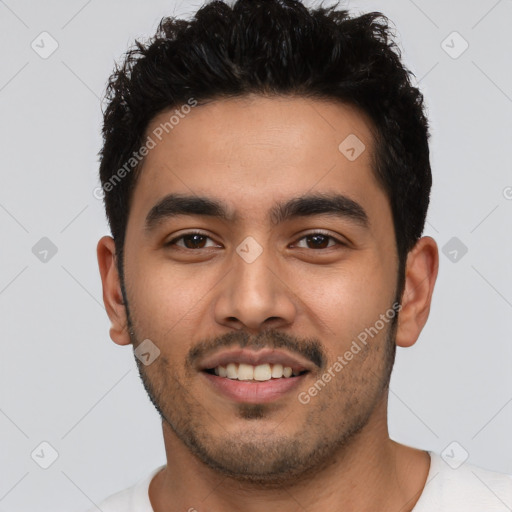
{"left": 213, "top": 244, "right": 297, "bottom": 332}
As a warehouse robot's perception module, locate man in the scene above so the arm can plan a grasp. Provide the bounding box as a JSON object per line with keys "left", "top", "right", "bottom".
{"left": 90, "top": 0, "right": 512, "bottom": 510}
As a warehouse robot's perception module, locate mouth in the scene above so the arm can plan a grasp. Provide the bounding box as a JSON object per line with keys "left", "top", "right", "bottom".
{"left": 197, "top": 348, "right": 315, "bottom": 403}
{"left": 203, "top": 363, "right": 309, "bottom": 381}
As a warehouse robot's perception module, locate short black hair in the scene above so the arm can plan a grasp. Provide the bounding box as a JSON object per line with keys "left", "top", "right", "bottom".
{"left": 98, "top": 0, "right": 431, "bottom": 297}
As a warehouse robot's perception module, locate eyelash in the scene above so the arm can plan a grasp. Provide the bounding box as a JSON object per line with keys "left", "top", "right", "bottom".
{"left": 166, "top": 230, "right": 345, "bottom": 250}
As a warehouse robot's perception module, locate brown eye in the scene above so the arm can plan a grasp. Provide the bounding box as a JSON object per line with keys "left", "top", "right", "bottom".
{"left": 294, "top": 232, "right": 343, "bottom": 250}
{"left": 181, "top": 234, "right": 207, "bottom": 249}
{"left": 167, "top": 232, "right": 218, "bottom": 249}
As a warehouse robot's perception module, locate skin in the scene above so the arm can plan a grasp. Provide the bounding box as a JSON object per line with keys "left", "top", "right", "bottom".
{"left": 97, "top": 95, "right": 439, "bottom": 512}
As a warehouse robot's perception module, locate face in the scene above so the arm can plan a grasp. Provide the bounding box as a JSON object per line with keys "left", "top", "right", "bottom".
{"left": 119, "top": 95, "right": 401, "bottom": 484}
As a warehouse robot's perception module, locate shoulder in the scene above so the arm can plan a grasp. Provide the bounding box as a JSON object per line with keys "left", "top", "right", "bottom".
{"left": 85, "top": 486, "right": 133, "bottom": 512}
{"left": 413, "top": 452, "right": 512, "bottom": 511}
{"left": 83, "top": 465, "right": 165, "bottom": 512}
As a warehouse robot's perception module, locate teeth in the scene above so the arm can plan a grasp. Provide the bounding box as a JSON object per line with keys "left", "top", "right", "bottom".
{"left": 238, "top": 363, "right": 254, "bottom": 380}
{"left": 211, "top": 363, "right": 301, "bottom": 381}
{"left": 254, "top": 363, "right": 271, "bottom": 381}
{"left": 271, "top": 363, "right": 283, "bottom": 378}
{"left": 226, "top": 363, "right": 237, "bottom": 379}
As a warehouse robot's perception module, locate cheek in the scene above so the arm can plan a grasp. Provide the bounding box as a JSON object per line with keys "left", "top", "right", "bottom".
{"left": 293, "top": 260, "right": 395, "bottom": 342}
{"left": 125, "top": 256, "right": 205, "bottom": 335}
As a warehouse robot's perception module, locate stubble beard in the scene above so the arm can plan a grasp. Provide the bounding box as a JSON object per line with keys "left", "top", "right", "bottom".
{"left": 127, "top": 310, "right": 398, "bottom": 488}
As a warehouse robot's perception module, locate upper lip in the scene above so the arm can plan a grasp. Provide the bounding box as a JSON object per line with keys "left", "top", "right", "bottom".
{"left": 197, "top": 348, "right": 316, "bottom": 374}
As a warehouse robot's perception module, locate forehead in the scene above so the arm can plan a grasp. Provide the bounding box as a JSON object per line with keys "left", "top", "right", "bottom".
{"left": 128, "top": 95, "right": 389, "bottom": 230}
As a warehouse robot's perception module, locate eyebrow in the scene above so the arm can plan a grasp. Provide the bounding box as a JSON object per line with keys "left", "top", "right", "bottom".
{"left": 144, "top": 192, "right": 370, "bottom": 232}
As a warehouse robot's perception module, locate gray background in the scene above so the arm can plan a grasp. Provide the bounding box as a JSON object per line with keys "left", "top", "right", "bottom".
{"left": 0, "top": 0, "right": 511, "bottom": 511}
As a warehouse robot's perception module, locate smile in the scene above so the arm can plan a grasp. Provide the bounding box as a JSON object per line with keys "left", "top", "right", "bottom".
{"left": 202, "top": 366, "right": 310, "bottom": 403}
{"left": 205, "top": 362, "right": 308, "bottom": 381}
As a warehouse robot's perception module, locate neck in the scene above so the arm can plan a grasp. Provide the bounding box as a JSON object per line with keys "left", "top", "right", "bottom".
{"left": 149, "top": 400, "right": 430, "bottom": 512}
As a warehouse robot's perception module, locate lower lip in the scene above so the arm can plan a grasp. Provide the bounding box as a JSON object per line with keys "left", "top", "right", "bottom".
{"left": 201, "top": 371, "right": 308, "bottom": 404}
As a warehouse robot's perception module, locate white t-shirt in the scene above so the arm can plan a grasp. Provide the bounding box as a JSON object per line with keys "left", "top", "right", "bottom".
{"left": 86, "top": 452, "right": 512, "bottom": 511}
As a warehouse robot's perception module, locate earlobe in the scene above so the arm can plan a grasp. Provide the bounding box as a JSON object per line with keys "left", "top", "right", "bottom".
{"left": 395, "top": 236, "right": 439, "bottom": 348}
{"left": 97, "top": 235, "right": 131, "bottom": 346}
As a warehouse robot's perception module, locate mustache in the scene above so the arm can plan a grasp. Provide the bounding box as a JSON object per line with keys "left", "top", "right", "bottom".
{"left": 186, "top": 329, "right": 327, "bottom": 371}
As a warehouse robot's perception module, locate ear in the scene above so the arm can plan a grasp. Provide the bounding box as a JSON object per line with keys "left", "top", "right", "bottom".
{"left": 395, "top": 236, "right": 439, "bottom": 348}
{"left": 97, "top": 235, "right": 131, "bottom": 346}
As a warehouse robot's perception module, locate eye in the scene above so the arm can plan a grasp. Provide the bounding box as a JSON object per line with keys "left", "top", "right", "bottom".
{"left": 166, "top": 231, "right": 220, "bottom": 250}
{"left": 293, "top": 231, "right": 345, "bottom": 250}
{"left": 165, "top": 231, "right": 346, "bottom": 251}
